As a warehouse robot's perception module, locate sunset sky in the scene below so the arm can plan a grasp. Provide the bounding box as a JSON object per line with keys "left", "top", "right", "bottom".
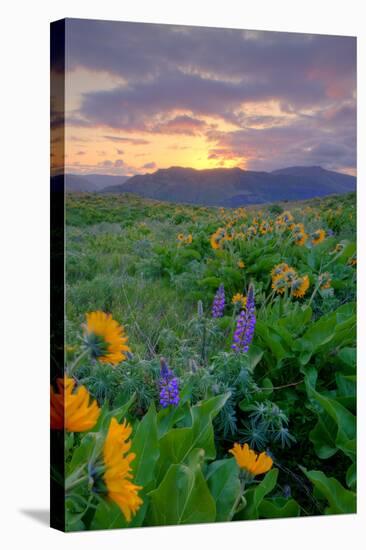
{"left": 56, "top": 19, "right": 356, "bottom": 177}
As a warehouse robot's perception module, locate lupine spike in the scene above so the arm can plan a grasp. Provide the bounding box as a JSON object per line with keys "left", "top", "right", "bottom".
{"left": 232, "top": 284, "right": 256, "bottom": 353}
{"left": 212, "top": 284, "right": 225, "bottom": 318}
{"left": 159, "top": 357, "right": 180, "bottom": 408}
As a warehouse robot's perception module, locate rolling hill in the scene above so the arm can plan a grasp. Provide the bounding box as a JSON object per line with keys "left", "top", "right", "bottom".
{"left": 52, "top": 174, "right": 131, "bottom": 193}
{"left": 100, "top": 166, "right": 356, "bottom": 206}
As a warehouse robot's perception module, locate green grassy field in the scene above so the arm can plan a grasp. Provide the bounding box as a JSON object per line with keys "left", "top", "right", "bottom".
{"left": 61, "top": 191, "right": 356, "bottom": 529}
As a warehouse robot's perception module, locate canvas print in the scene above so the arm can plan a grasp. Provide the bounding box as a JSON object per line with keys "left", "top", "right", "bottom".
{"left": 50, "top": 18, "right": 356, "bottom": 531}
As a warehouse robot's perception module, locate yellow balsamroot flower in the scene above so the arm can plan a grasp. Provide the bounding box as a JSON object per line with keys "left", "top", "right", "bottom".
{"left": 210, "top": 227, "right": 226, "bottom": 250}
{"left": 210, "top": 232, "right": 221, "bottom": 250}
{"left": 103, "top": 418, "right": 143, "bottom": 522}
{"left": 271, "top": 274, "right": 288, "bottom": 294}
{"left": 331, "top": 243, "right": 344, "bottom": 254}
{"left": 259, "top": 220, "right": 272, "bottom": 235}
{"left": 348, "top": 256, "right": 357, "bottom": 267}
{"left": 292, "top": 223, "right": 305, "bottom": 234}
{"left": 294, "top": 231, "right": 308, "bottom": 246}
{"left": 230, "top": 443, "right": 273, "bottom": 477}
{"left": 84, "top": 311, "right": 131, "bottom": 365}
{"left": 319, "top": 272, "right": 332, "bottom": 290}
{"left": 177, "top": 233, "right": 192, "bottom": 245}
{"left": 246, "top": 225, "right": 257, "bottom": 239}
{"left": 276, "top": 210, "right": 294, "bottom": 227}
{"left": 291, "top": 275, "right": 310, "bottom": 298}
{"left": 51, "top": 377, "right": 100, "bottom": 432}
{"left": 311, "top": 229, "right": 326, "bottom": 245}
{"left": 271, "top": 262, "right": 290, "bottom": 278}
{"left": 271, "top": 266, "right": 298, "bottom": 294}
{"left": 232, "top": 293, "right": 247, "bottom": 308}
{"left": 237, "top": 260, "right": 245, "bottom": 269}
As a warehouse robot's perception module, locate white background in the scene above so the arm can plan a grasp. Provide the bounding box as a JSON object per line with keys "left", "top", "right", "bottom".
{"left": 1, "top": 1, "right": 364, "bottom": 548}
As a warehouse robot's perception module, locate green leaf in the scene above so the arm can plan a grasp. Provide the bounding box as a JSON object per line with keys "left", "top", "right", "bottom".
{"left": 306, "top": 382, "right": 356, "bottom": 461}
{"left": 240, "top": 468, "right": 279, "bottom": 520}
{"left": 155, "top": 427, "right": 193, "bottom": 484}
{"left": 247, "top": 345, "right": 264, "bottom": 371}
{"left": 297, "top": 303, "right": 356, "bottom": 365}
{"left": 309, "top": 414, "right": 338, "bottom": 459}
{"left": 206, "top": 458, "right": 241, "bottom": 521}
{"left": 258, "top": 497, "right": 301, "bottom": 518}
{"left": 346, "top": 463, "right": 357, "bottom": 490}
{"left": 255, "top": 321, "right": 289, "bottom": 362}
{"left": 148, "top": 462, "right": 216, "bottom": 525}
{"left": 337, "top": 347, "right": 356, "bottom": 371}
{"left": 90, "top": 499, "right": 127, "bottom": 530}
{"left": 131, "top": 402, "right": 160, "bottom": 487}
{"left": 198, "top": 276, "right": 221, "bottom": 288}
{"left": 186, "top": 393, "right": 231, "bottom": 461}
{"left": 66, "top": 432, "right": 102, "bottom": 476}
{"left": 92, "top": 393, "right": 136, "bottom": 433}
{"left": 301, "top": 469, "right": 356, "bottom": 514}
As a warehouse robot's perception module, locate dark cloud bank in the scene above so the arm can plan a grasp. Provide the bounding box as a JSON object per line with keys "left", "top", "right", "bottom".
{"left": 65, "top": 18, "right": 356, "bottom": 173}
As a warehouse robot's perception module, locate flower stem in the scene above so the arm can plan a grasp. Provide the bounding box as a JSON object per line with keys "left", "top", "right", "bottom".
{"left": 67, "top": 348, "right": 89, "bottom": 376}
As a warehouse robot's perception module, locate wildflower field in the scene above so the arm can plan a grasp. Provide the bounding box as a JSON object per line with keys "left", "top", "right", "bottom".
{"left": 54, "top": 191, "right": 356, "bottom": 530}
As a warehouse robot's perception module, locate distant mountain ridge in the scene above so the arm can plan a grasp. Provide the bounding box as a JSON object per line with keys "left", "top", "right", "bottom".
{"left": 55, "top": 173, "right": 130, "bottom": 193}
{"left": 99, "top": 165, "right": 356, "bottom": 206}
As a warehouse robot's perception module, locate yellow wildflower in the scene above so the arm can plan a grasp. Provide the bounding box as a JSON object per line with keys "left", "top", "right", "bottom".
{"left": 311, "top": 229, "right": 326, "bottom": 245}
{"left": 103, "top": 418, "right": 143, "bottom": 522}
{"left": 51, "top": 377, "right": 100, "bottom": 432}
{"left": 291, "top": 275, "right": 310, "bottom": 298}
{"left": 232, "top": 293, "right": 247, "bottom": 308}
{"left": 230, "top": 443, "right": 273, "bottom": 477}
{"left": 84, "top": 311, "right": 131, "bottom": 365}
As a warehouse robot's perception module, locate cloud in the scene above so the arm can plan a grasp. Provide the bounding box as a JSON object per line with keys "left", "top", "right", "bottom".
{"left": 142, "top": 162, "right": 157, "bottom": 170}
{"left": 64, "top": 20, "right": 356, "bottom": 173}
{"left": 151, "top": 115, "right": 208, "bottom": 135}
{"left": 206, "top": 117, "right": 356, "bottom": 172}
{"left": 103, "top": 135, "right": 150, "bottom": 145}
{"left": 99, "top": 159, "right": 125, "bottom": 168}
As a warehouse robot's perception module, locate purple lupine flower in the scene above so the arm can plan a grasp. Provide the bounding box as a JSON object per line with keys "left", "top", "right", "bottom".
{"left": 212, "top": 284, "right": 225, "bottom": 318}
{"left": 159, "top": 358, "right": 180, "bottom": 408}
{"left": 232, "top": 284, "right": 256, "bottom": 352}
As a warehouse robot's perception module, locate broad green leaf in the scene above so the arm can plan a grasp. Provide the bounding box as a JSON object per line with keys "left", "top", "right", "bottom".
{"left": 302, "top": 469, "right": 356, "bottom": 514}
{"left": 185, "top": 393, "right": 231, "bottom": 461}
{"left": 92, "top": 393, "right": 136, "bottom": 433}
{"left": 131, "top": 402, "right": 159, "bottom": 487}
{"left": 66, "top": 432, "right": 103, "bottom": 476}
{"left": 240, "top": 468, "right": 278, "bottom": 520}
{"left": 255, "top": 321, "right": 289, "bottom": 362}
{"left": 337, "top": 347, "right": 356, "bottom": 371}
{"left": 259, "top": 497, "right": 300, "bottom": 518}
{"left": 155, "top": 427, "right": 193, "bottom": 484}
{"left": 247, "top": 345, "right": 264, "bottom": 371}
{"left": 335, "top": 373, "right": 356, "bottom": 411}
{"left": 306, "top": 382, "right": 356, "bottom": 461}
{"left": 206, "top": 458, "right": 241, "bottom": 521}
{"left": 148, "top": 462, "right": 216, "bottom": 525}
{"left": 90, "top": 499, "right": 127, "bottom": 530}
{"left": 346, "top": 462, "right": 356, "bottom": 490}
{"left": 309, "top": 414, "right": 338, "bottom": 459}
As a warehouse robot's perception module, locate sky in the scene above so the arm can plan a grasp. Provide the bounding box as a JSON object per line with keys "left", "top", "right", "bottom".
{"left": 52, "top": 19, "right": 356, "bottom": 177}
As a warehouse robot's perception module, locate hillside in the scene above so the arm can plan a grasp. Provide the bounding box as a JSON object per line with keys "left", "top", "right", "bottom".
{"left": 100, "top": 166, "right": 356, "bottom": 206}
{"left": 52, "top": 173, "right": 130, "bottom": 193}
